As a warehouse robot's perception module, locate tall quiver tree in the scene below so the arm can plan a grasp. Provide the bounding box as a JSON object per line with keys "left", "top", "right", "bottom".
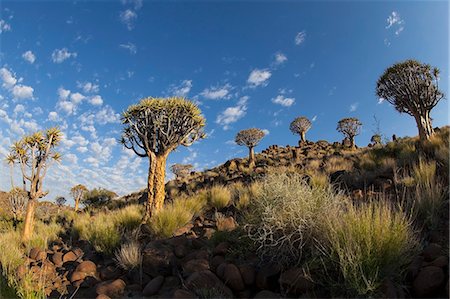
{"left": 8, "top": 128, "right": 62, "bottom": 241}
{"left": 235, "top": 128, "right": 265, "bottom": 166}
{"left": 337, "top": 118, "right": 362, "bottom": 149}
{"left": 290, "top": 116, "right": 312, "bottom": 144}
{"left": 376, "top": 60, "right": 444, "bottom": 141}
{"left": 121, "top": 97, "right": 205, "bottom": 222}
{"left": 71, "top": 184, "right": 88, "bottom": 212}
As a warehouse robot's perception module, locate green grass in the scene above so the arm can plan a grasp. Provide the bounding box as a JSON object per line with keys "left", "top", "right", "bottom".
{"left": 319, "top": 200, "right": 419, "bottom": 297}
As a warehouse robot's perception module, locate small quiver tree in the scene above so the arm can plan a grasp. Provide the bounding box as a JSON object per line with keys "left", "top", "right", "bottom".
{"left": 71, "top": 184, "right": 88, "bottom": 212}
{"left": 376, "top": 60, "right": 444, "bottom": 141}
{"left": 290, "top": 116, "right": 312, "bottom": 144}
{"left": 8, "top": 187, "right": 28, "bottom": 229}
{"left": 370, "top": 134, "right": 382, "bottom": 146}
{"left": 121, "top": 97, "right": 205, "bottom": 222}
{"left": 8, "top": 128, "right": 62, "bottom": 241}
{"left": 235, "top": 128, "right": 265, "bottom": 167}
{"left": 170, "top": 163, "right": 193, "bottom": 180}
{"left": 337, "top": 118, "right": 362, "bottom": 149}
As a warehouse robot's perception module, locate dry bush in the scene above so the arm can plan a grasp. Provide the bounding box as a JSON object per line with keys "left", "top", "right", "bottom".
{"left": 319, "top": 200, "right": 419, "bottom": 296}
{"left": 114, "top": 241, "right": 142, "bottom": 270}
{"left": 324, "top": 156, "right": 354, "bottom": 174}
{"left": 245, "top": 172, "right": 343, "bottom": 268}
{"left": 208, "top": 185, "right": 232, "bottom": 209}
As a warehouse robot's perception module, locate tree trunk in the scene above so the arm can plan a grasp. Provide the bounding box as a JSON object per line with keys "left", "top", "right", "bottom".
{"left": 153, "top": 154, "right": 168, "bottom": 213}
{"left": 414, "top": 111, "right": 434, "bottom": 141}
{"left": 248, "top": 146, "right": 255, "bottom": 166}
{"left": 22, "top": 197, "right": 36, "bottom": 242}
{"left": 350, "top": 136, "right": 355, "bottom": 149}
{"left": 10, "top": 164, "right": 14, "bottom": 189}
{"left": 74, "top": 196, "right": 80, "bottom": 212}
{"left": 300, "top": 131, "right": 306, "bottom": 143}
{"left": 142, "top": 154, "right": 156, "bottom": 223}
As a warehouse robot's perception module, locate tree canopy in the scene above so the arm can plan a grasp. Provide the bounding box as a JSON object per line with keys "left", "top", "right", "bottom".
{"left": 235, "top": 128, "right": 265, "bottom": 148}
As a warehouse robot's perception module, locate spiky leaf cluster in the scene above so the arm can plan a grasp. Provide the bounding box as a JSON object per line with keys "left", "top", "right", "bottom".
{"left": 121, "top": 97, "right": 206, "bottom": 157}
{"left": 376, "top": 60, "right": 444, "bottom": 116}
{"left": 337, "top": 118, "right": 362, "bottom": 138}
{"left": 235, "top": 128, "right": 265, "bottom": 148}
{"left": 71, "top": 184, "right": 88, "bottom": 199}
{"left": 289, "top": 117, "right": 312, "bottom": 135}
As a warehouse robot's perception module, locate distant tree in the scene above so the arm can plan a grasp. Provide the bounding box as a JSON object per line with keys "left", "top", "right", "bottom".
{"left": 289, "top": 116, "right": 312, "bottom": 143}
{"left": 370, "top": 134, "right": 382, "bottom": 146}
{"left": 5, "top": 154, "right": 15, "bottom": 188}
{"left": 235, "top": 128, "right": 265, "bottom": 166}
{"left": 8, "top": 128, "right": 62, "bottom": 241}
{"left": 121, "top": 97, "right": 205, "bottom": 221}
{"left": 8, "top": 187, "right": 28, "bottom": 228}
{"left": 376, "top": 60, "right": 444, "bottom": 141}
{"left": 170, "top": 163, "right": 193, "bottom": 179}
{"left": 71, "top": 184, "right": 88, "bottom": 212}
{"left": 55, "top": 196, "right": 66, "bottom": 207}
{"left": 83, "top": 188, "right": 118, "bottom": 208}
{"left": 337, "top": 118, "right": 362, "bottom": 149}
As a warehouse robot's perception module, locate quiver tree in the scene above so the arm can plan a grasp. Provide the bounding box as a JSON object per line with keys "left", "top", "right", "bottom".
{"left": 337, "top": 118, "right": 362, "bottom": 149}
{"left": 55, "top": 196, "right": 66, "bottom": 207}
{"left": 370, "top": 134, "right": 382, "bottom": 146}
{"left": 289, "top": 116, "right": 312, "bottom": 144}
{"left": 235, "top": 128, "right": 265, "bottom": 166}
{"left": 8, "top": 187, "right": 28, "bottom": 228}
{"left": 71, "top": 184, "right": 88, "bottom": 212}
{"left": 376, "top": 60, "right": 444, "bottom": 141}
{"left": 121, "top": 97, "right": 205, "bottom": 221}
{"left": 170, "top": 163, "right": 193, "bottom": 179}
{"left": 8, "top": 128, "right": 62, "bottom": 241}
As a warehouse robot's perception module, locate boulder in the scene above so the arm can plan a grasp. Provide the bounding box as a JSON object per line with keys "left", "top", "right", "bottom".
{"left": 185, "top": 270, "right": 233, "bottom": 298}
{"left": 142, "top": 241, "right": 175, "bottom": 277}
{"left": 99, "top": 265, "right": 122, "bottom": 281}
{"left": 70, "top": 271, "right": 87, "bottom": 283}
{"left": 223, "top": 264, "right": 245, "bottom": 291}
{"left": 142, "top": 276, "right": 164, "bottom": 296}
{"left": 96, "top": 279, "right": 126, "bottom": 298}
{"left": 422, "top": 243, "right": 442, "bottom": 262}
{"left": 430, "top": 256, "right": 448, "bottom": 268}
{"left": 238, "top": 264, "right": 255, "bottom": 286}
{"left": 174, "top": 244, "right": 188, "bottom": 258}
{"left": 210, "top": 255, "right": 226, "bottom": 272}
{"left": 256, "top": 263, "right": 281, "bottom": 290}
{"left": 29, "top": 247, "right": 47, "bottom": 261}
{"left": 407, "top": 256, "right": 424, "bottom": 281}
{"left": 75, "top": 260, "right": 97, "bottom": 276}
{"left": 63, "top": 251, "right": 78, "bottom": 263}
{"left": 413, "top": 266, "right": 445, "bottom": 297}
{"left": 279, "top": 268, "right": 314, "bottom": 295}
{"left": 253, "top": 290, "right": 280, "bottom": 298}
{"left": 171, "top": 289, "right": 197, "bottom": 298}
{"left": 183, "top": 259, "right": 210, "bottom": 275}
{"left": 214, "top": 242, "right": 230, "bottom": 256}
{"left": 51, "top": 252, "right": 64, "bottom": 267}
{"left": 216, "top": 216, "right": 238, "bottom": 232}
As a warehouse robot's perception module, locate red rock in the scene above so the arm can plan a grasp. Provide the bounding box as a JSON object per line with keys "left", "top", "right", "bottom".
{"left": 29, "top": 247, "right": 47, "bottom": 261}
{"left": 430, "top": 256, "right": 448, "bottom": 268}
{"left": 256, "top": 263, "right": 281, "bottom": 290}
{"left": 238, "top": 264, "right": 255, "bottom": 285}
{"left": 63, "top": 251, "right": 78, "bottom": 263}
{"left": 407, "top": 256, "right": 423, "bottom": 281}
{"left": 213, "top": 242, "right": 230, "bottom": 256}
{"left": 413, "top": 266, "right": 445, "bottom": 297}
{"left": 422, "top": 243, "right": 442, "bottom": 262}
{"left": 96, "top": 279, "right": 126, "bottom": 298}
{"left": 174, "top": 223, "right": 194, "bottom": 236}
{"left": 70, "top": 271, "right": 87, "bottom": 283}
{"left": 96, "top": 295, "right": 111, "bottom": 299}
{"left": 174, "top": 245, "right": 188, "bottom": 258}
{"left": 142, "top": 241, "right": 174, "bottom": 277}
{"left": 51, "top": 252, "right": 64, "bottom": 267}
{"left": 216, "top": 216, "right": 238, "bottom": 232}
{"left": 210, "top": 255, "right": 225, "bottom": 272}
{"left": 171, "top": 289, "right": 196, "bottom": 298}
{"left": 142, "top": 275, "right": 164, "bottom": 296}
{"left": 76, "top": 260, "right": 97, "bottom": 275}
{"left": 279, "top": 268, "right": 314, "bottom": 295}
{"left": 99, "top": 265, "right": 122, "bottom": 281}
{"left": 216, "top": 263, "right": 228, "bottom": 280}
{"left": 183, "top": 259, "right": 210, "bottom": 275}
{"left": 185, "top": 270, "right": 233, "bottom": 298}
{"left": 223, "top": 264, "right": 245, "bottom": 291}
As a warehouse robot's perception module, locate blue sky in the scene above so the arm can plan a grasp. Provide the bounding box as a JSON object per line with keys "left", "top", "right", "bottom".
{"left": 0, "top": 0, "right": 448, "bottom": 204}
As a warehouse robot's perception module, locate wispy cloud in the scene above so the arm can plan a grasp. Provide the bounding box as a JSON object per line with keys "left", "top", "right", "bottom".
{"left": 274, "top": 52, "right": 288, "bottom": 65}
{"left": 295, "top": 31, "right": 306, "bottom": 45}
{"left": 22, "top": 51, "right": 36, "bottom": 64}
{"left": 386, "top": 11, "right": 405, "bottom": 36}
{"left": 200, "top": 83, "right": 232, "bottom": 100}
{"left": 52, "top": 48, "right": 77, "bottom": 63}
{"left": 247, "top": 69, "right": 272, "bottom": 87}
{"left": 349, "top": 102, "right": 359, "bottom": 112}
{"left": 169, "top": 80, "right": 193, "bottom": 97}
{"left": 0, "top": 19, "right": 11, "bottom": 33}
{"left": 271, "top": 95, "right": 295, "bottom": 107}
{"left": 216, "top": 96, "right": 248, "bottom": 130}
{"left": 119, "top": 42, "right": 137, "bottom": 54}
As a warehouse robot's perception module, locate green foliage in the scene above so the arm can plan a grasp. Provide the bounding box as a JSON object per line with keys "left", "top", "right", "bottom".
{"left": 82, "top": 188, "right": 118, "bottom": 209}
{"left": 320, "top": 200, "right": 419, "bottom": 297}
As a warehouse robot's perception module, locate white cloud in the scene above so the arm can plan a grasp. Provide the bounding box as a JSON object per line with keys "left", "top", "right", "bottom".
{"left": 349, "top": 102, "right": 359, "bottom": 112}
{"left": 13, "top": 104, "right": 25, "bottom": 115}
{"left": 386, "top": 11, "right": 405, "bottom": 36}
{"left": 84, "top": 156, "right": 100, "bottom": 167}
{"left": 262, "top": 129, "right": 270, "bottom": 135}
{"left": 216, "top": 96, "right": 248, "bottom": 130}
{"left": 119, "top": 42, "right": 137, "bottom": 54}
{"left": 271, "top": 95, "right": 295, "bottom": 107}
{"left": 200, "top": 84, "right": 232, "bottom": 100}
{"left": 169, "top": 80, "right": 193, "bottom": 97}
{"left": 65, "top": 153, "right": 78, "bottom": 164}
{"left": 58, "top": 100, "right": 75, "bottom": 115}
{"left": 0, "top": 67, "right": 17, "bottom": 89}
{"left": 120, "top": 9, "right": 137, "bottom": 30}
{"left": 51, "top": 48, "right": 77, "bottom": 63}
{"left": 274, "top": 52, "right": 287, "bottom": 65}
{"left": 89, "top": 95, "right": 103, "bottom": 106}
{"left": 70, "top": 92, "right": 85, "bottom": 104}
{"left": 312, "top": 115, "right": 317, "bottom": 122}
{"left": 12, "top": 84, "right": 34, "bottom": 100}
{"left": 78, "top": 81, "right": 99, "bottom": 93}
{"left": 247, "top": 69, "right": 272, "bottom": 87}
{"left": 58, "top": 87, "right": 71, "bottom": 100}
{"left": 378, "top": 98, "right": 385, "bottom": 104}
{"left": 22, "top": 51, "right": 36, "bottom": 64}
{"left": 295, "top": 31, "right": 306, "bottom": 45}
{"left": 48, "top": 111, "right": 60, "bottom": 122}
{"left": 96, "top": 106, "right": 120, "bottom": 125}
{"left": 0, "top": 20, "right": 11, "bottom": 33}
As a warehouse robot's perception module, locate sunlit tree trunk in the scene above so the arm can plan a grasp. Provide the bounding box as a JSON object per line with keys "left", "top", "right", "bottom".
{"left": 153, "top": 154, "right": 168, "bottom": 213}
{"left": 248, "top": 146, "right": 255, "bottom": 166}
{"left": 349, "top": 136, "right": 355, "bottom": 149}
{"left": 74, "top": 196, "right": 80, "bottom": 212}
{"left": 414, "top": 111, "right": 434, "bottom": 141}
{"left": 142, "top": 154, "right": 156, "bottom": 223}
{"left": 300, "top": 131, "right": 306, "bottom": 143}
{"left": 22, "top": 197, "right": 36, "bottom": 242}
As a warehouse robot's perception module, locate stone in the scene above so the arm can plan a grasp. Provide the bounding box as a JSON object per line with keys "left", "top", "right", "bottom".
{"left": 254, "top": 290, "right": 280, "bottom": 298}
{"left": 142, "top": 241, "right": 175, "bottom": 277}
{"left": 96, "top": 294, "right": 111, "bottom": 299}
{"left": 174, "top": 223, "right": 194, "bottom": 236}
{"left": 171, "top": 289, "right": 197, "bottom": 298}
{"left": 51, "top": 252, "right": 64, "bottom": 267}
{"left": 256, "top": 263, "right": 281, "bottom": 290}
{"left": 29, "top": 247, "right": 47, "bottom": 261}
{"left": 96, "top": 279, "right": 126, "bottom": 298}
{"left": 279, "top": 268, "right": 314, "bottom": 295}
{"left": 223, "top": 264, "right": 245, "bottom": 291}
{"left": 216, "top": 263, "right": 228, "bottom": 280}
{"left": 183, "top": 259, "right": 210, "bottom": 275}
{"left": 413, "top": 266, "right": 445, "bottom": 297}
{"left": 203, "top": 228, "right": 216, "bottom": 239}
{"left": 238, "top": 264, "right": 255, "bottom": 286}
{"left": 216, "top": 216, "right": 238, "bottom": 232}
{"left": 16, "top": 265, "right": 27, "bottom": 280}
{"left": 142, "top": 275, "right": 164, "bottom": 296}
{"left": 99, "top": 265, "right": 122, "bottom": 281}
{"left": 70, "top": 271, "right": 87, "bottom": 283}
{"left": 185, "top": 270, "right": 233, "bottom": 298}
{"left": 174, "top": 244, "right": 188, "bottom": 258}
{"left": 63, "top": 251, "right": 78, "bottom": 263}
{"left": 422, "top": 243, "right": 442, "bottom": 262}
{"left": 210, "top": 255, "right": 225, "bottom": 272}
{"left": 214, "top": 242, "right": 230, "bottom": 256}
{"left": 430, "top": 256, "right": 448, "bottom": 268}
{"left": 75, "top": 260, "right": 97, "bottom": 275}
{"left": 380, "top": 279, "right": 397, "bottom": 298}
{"left": 407, "top": 256, "right": 424, "bottom": 281}
{"left": 160, "top": 276, "right": 181, "bottom": 292}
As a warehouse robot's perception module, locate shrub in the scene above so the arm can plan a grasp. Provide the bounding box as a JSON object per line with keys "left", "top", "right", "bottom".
{"left": 319, "top": 200, "right": 419, "bottom": 297}
{"left": 324, "top": 156, "right": 354, "bottom": 174}
{"left": 246, "top": 172, "right": 343, "bottom": 268}
{"left": 114, "top": 241, "right": 142, "bottom": 270}
{"left": 208, "top": 185, "right": 232, "bottom": 209}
